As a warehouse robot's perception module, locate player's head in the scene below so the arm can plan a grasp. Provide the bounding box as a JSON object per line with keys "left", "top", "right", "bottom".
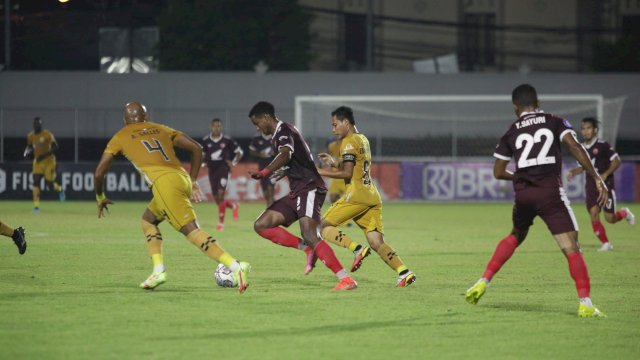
{"left": 581, "top": 117, "right": 599, "bottom": 141}
{"left": 249, "top": 101, "right": 277, "bottom": 135}
{"left": 330, "top": 106, "right": 355, "bottom": 139}
{"left": 211, "top": 118, "right": 223, "bottom": 137}
{"left": 123, "top": 102, "right": 148, "bottom": 125}
{"left": 511, "top": 84, "right": 539, "bottom": 116}
{"left": 33, "top": 117, "right": 42, "bottom": 133}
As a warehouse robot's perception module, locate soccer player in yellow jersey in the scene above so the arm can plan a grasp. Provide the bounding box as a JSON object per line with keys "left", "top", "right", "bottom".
{"left": 94, "top": 102, "right": 251, "bottom": 293}
{"left": 24, "top": 117, "right": 65, "bottom": 213}
{"left": 0, "top": 219, "right": 26, "bottom": 255}
{"left": 317, "top": 106, "right": 416, "bottom": 287}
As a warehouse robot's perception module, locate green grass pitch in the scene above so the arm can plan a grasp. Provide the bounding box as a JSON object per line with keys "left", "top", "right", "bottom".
{"left": 1, "top": 200, "right": 639, "bottom": 359}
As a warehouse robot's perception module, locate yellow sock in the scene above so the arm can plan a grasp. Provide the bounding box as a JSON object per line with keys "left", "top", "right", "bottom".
{"left": 142, "top": 220, "right": 164, "bottom": 272}
{"left": 0, "top": 222, "right": 14, "bottom": 237}
{"left": 376, "top": 243, "right": 408, "bottom": 274}
{"left": 186, "top": 229, "right": 236, "bottom": 268}
{"left": 32, "top": 187, "right": 40, "bottom": 208}
{"left": 321, "top": 226, "right": 359, "bottom": 251}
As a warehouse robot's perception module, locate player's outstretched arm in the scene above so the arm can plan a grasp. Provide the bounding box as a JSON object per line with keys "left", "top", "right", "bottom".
{"left": 94, "top": 152, "right": 115, "bottom": 218}
{"left": 173, "top": 133, "right": 205, "bottom": 202}
{"left": 250, "top": 147, "right": 291, "bottom": 179}
{"left": 317, "top": 161, "right": 353, "bottom": 179}
{"left": 493, "top": 159, "right": 514, "bottom": 181}
{"left": 563, "top": 132, "right": 608, "bottom": 207}
{"left": 566, "top": 166, "right": 584, "bottom": 182}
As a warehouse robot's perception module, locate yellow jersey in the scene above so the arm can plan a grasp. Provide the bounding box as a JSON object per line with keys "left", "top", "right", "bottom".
{"left": 341, "top": 133, "right": 381, "bottom": 205}
{"left": 104, "top": 122, "right": 188, "bottom": 186}
{"left": 27, "top": 130, "right": 56, "bottom": 159}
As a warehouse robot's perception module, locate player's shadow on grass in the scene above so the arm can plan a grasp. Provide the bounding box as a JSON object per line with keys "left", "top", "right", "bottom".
{"left": 170, "top": 317, "right": 433, "bottom": 340}
{"left": 484, "top": 302, "right": 573, "bottom": 316}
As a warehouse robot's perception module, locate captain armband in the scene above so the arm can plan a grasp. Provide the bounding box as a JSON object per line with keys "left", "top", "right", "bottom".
{"left": 342, "top": 154, "right": 356, "bottom": 163}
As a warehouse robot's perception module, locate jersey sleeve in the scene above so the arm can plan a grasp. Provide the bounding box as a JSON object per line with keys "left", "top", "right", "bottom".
{"left": 558, "top": 118, "right": 577, "bottom": 143}
{"left": 48, "top": 131, "right": 57, "bottom": 144}
{"left": 27, "top": 133, "right": 33, "bottom": 146}
{"left": 248, "top": 137, "right": 258, "bottom": 151}
{"left": 274, "top": 127, "right": 294, "bottom": 154}
{"left": 604, "top": 142, "right": 619, "bottom": 161}
{"left": 340, "top": 137, "right": 357, "bottom": 163}
{"left": 493, "top": 133, "right": 512, "bottom": 161}
{"left": 104, "top": 135, "right": 122, "bottom": 156}
{"left": 232, "top": 138, "right": 243, "bottom": 154}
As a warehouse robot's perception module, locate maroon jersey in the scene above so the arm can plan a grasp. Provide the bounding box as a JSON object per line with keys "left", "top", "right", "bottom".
{"left": 583, "top": 139, "right": 618, "bottom": 190}
{"left": 249, "top": 133, "right": 275, "bottom": 168}
{"left": 272, "top": 121, "right": 326, "bottom": 196}
{"left": 494, "top": 111, "right": 576, "bottom": 188}
{"left": 202, "top": 134, "right": 243, "bottom": 172}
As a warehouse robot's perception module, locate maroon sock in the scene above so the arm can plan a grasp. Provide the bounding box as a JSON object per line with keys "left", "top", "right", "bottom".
{"left": 314, "top": 240, "right": 344, "bottom": 274}
{"left": 614, "top": 209, "right": 627, "bottom": 222}
{"left": 258, "top": 227, "right": 301, "bottom": 249}
{"left": 218, "top": 202, "right": 226, "bottom": 224}
{"left": 225, "top": 200, "right": 234, "bottom": 209}
{"left": 567, "top": 252, "right": 590, "bottom": 298}
{"left": 482, "top": 234, "right": 519, "bottom": 281}
{"left": 591, "top": 220, "right": 609, "bottom": 244}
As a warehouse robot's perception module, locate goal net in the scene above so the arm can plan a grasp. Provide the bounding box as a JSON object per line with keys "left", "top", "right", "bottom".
{"left": 295, "top": 95, "right": 626, "bottom": 160}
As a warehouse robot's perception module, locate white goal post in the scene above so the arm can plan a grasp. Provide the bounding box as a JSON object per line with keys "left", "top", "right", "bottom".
{"left": 294, "top": 94, "right": 623, "bottom": 159}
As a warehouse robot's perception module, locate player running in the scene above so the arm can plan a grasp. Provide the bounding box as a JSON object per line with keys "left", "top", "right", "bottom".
{"left": 248, "top": 101, "right": 357, "bottom": 291}
{"left": 202, "top": 118, "right": 243, "bottom": 231}
{"left": 94, "top": 102, "right": 250, "bottom": 293}
{"left": 465, "top": 84, "right": 608, "bottom": 318}
{"left": 0, "top": 219, "right": 26, "bottom": 255}
{"left": 248, "top": 131, "right": 276, "bottom": 206}
{"left": 566, "top": 117, "right": 635, "bottom": 251}
{"left": 24, "top": 117, "right": 65, "bottom": 213}
{"left": 316, "top": 106, "right": 416, "bottom": 287}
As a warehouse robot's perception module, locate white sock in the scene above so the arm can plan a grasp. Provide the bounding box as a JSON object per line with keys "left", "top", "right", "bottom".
{"left": 336, "top": 269, "right": 348, "bottom": 279}
{"left": 227, "top": 261, "right": 240, "bottom": 272}
{"left": 153, "top": 264, "right": 165, "bottom": 274}
{"left": 579, "top": 297, "right": 593, "bottom": 307}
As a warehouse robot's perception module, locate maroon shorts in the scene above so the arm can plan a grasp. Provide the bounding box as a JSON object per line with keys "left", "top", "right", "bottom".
{"left": 268, "top": 188, "right": 326, "bottom": 227}
{"left": 513, "top": 185, "right": 578, "bottom": 235}
{"left": 208, "top": 167, "right": 230, "bottom": 194}
{"left": 585, "top": 182, "right": 616, "bottom": 214}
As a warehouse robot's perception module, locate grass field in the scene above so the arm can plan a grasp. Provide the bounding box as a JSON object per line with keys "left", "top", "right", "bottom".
{"left": 1, "top": 200, "right": 639, "bottom": 359}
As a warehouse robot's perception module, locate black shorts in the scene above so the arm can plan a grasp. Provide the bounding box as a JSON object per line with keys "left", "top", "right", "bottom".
{"left": 586, "top": 182, "right": 617, "bottom": 214}
{"left": 267, "top": 188, "right": 326, "bottom": 227}
{"left": 208, "top": 167, "right": 230, "bottom": 194}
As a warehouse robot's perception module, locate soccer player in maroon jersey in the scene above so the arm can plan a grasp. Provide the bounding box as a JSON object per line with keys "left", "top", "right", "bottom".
{"left": 248, "top": 132, "right": 276, "bottom": 206}
{"left": 248, "top": 101, "right": 357, "bottom": 291}
{"left": 465, "top": 84, "right": 609, "bottom": 318}
{"left": 566, "top": 117, "right": 635, "bottom": 251}
{"left": 202, "top": 118, "right": 243, "bottom": 231}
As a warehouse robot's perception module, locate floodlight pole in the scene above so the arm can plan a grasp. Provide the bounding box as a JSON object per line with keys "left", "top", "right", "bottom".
{"left": 4, "top": 0, "right": 10, "bottom": 70}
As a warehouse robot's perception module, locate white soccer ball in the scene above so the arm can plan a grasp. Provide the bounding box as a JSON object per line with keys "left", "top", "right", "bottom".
{"left": 214, "top": 263, "right": 238, "bottom": 288}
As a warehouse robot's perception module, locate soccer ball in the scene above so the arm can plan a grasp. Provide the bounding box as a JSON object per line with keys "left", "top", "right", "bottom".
{"left": 214, "top": 264, "right": 238, "bottom": 288}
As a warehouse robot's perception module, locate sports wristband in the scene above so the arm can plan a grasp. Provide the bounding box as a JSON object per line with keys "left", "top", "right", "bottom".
{"left": 96, "top": 193, "right": 106, "bottom": 202}
{"left": 258, "top": 168, "right": 271, "bottom": 178}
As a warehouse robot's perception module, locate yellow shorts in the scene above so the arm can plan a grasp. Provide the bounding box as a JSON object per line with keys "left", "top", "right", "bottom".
{"left": 323, "top": 197, "right": 384, "bottom": 234}
{"left": 148, "top": 172, "right": 197, "bottom": 231}
{"left": 328, "top": 179, "right": 346, "bottom": 197}
{"left": 32, "top": 156, "right": 57, "bottom": 182}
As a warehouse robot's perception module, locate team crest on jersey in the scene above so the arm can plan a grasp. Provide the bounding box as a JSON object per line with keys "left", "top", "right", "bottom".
{"left": 207, "top": 144, "right": 211, "bottom": 148}
{"left": 593, "top": 148, "right": 599, "bottom": 155}
{"left": 344, "top": 144, "right": 354, "bottom": 151}
{"left": 39, "top": 137, "right": 45, "bottom": 143}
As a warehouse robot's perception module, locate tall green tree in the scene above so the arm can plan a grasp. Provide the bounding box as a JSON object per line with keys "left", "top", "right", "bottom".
{"left": 158, "top": 0, "right": 313, "bottom": 70}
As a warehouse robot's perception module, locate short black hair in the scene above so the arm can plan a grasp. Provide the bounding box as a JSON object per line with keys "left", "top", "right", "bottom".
{"left": 211, "top": 118, "right": 222, "bottom": 124}
{"left": 331, "top": 106, "right": 355, "bottom": 125}
{"left": 512, "top": 84, "right": 538, "bottom": 107}
{"left": 582, "top": 117, "right": 599, "bottom": 129}
{"left": 249, "top": 101, "right": 276, "bottom": 119}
